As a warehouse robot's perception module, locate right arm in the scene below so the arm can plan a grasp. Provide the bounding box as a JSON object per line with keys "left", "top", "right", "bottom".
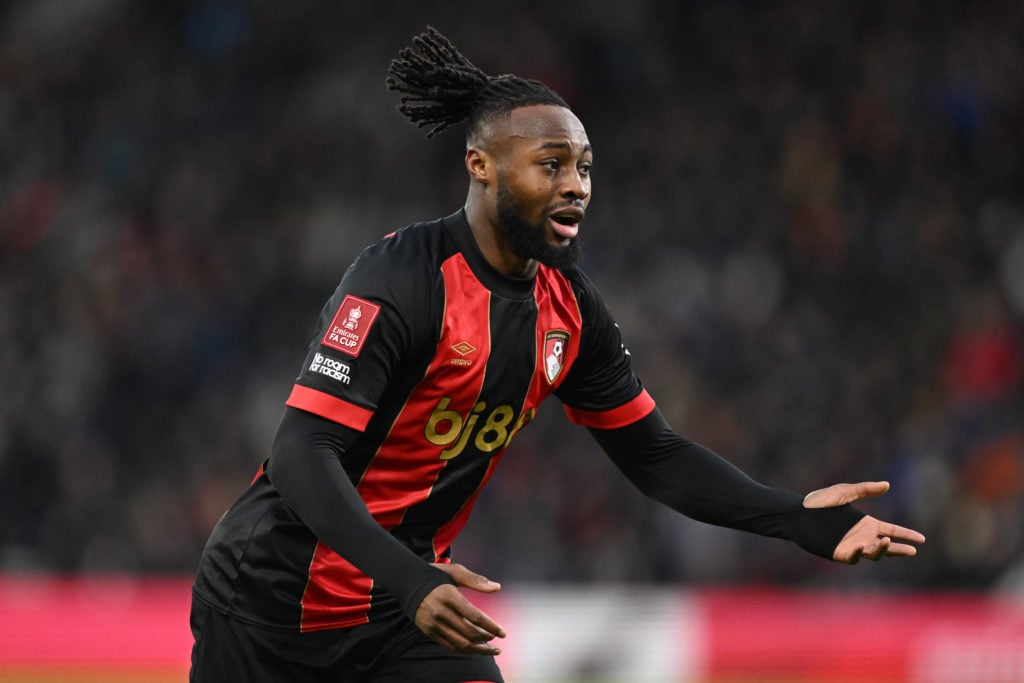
{"left": 267, "top": 407, "right": 449, "bottom": 619}
{"left": 267, "top": 406, "right": 505, "bottom": 654}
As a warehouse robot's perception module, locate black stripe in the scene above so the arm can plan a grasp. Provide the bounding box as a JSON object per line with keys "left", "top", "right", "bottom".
{"left": 389, "top": 293, "right": 538, "bottom": 557}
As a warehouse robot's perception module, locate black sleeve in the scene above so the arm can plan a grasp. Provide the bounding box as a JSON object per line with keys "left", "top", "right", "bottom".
{"left": 266, "top": 406, "right": 454, "bottom": 621}
{"left": 556, "top": 268, "right": 646, "bottom": 416}
{"left": 588, "top": 408, "right": 865, "bottom": 559}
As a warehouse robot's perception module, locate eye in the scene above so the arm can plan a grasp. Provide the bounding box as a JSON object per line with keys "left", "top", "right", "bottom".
{"left": 540, "top": 159, "right": 560, "bottom": 172}
{"left": 578, "top": 162, "right": 592, "bottom": 177}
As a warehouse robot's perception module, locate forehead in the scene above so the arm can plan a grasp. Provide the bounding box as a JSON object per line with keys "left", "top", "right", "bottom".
{"left": 489, "top": 104, "right": 590, "bottom": 154}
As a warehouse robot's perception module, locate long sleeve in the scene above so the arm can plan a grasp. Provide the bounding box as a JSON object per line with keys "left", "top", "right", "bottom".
{"left": 588, "top": 407, "right": 864, "bottom": 559}
{"left": 266, "top": 406, "right": 453, "bottom": 621}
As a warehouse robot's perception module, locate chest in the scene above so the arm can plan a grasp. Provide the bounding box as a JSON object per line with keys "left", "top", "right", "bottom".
{"left": 409, "top": 258, "right": 582, "bottom": 460}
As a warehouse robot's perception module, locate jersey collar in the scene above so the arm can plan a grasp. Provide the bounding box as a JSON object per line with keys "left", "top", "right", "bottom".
{"left": 443, "top": 209, "right": 537, "bottom": 300}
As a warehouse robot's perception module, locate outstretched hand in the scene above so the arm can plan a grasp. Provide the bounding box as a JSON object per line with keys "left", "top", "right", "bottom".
{"left": 803, "top": 481, "right": 926, "bottom": 564}
{"left": 413, "top": 563, "right": 506, "bottom": 656}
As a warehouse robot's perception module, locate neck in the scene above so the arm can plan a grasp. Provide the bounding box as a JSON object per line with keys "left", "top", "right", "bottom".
{"left": 464, "top": 190, "right": 538, "bottom": 279}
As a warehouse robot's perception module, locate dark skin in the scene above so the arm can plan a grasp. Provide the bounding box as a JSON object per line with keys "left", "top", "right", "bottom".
{"left": 464, "top": 104, "right": 592, "bottom": 278}
{"left": 413, "top": 104, "right": 925, "bottom": 656}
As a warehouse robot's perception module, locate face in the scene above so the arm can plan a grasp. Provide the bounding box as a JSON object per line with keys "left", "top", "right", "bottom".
{"left": 484, "top": 105, "right": 593, "bottom": 270}
{"left": 495, "top": 179, "right": 583, "bottom": 269}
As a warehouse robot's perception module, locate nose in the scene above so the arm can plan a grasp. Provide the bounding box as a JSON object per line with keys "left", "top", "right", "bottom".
{"left": 562, "top": 169, "right": 590, "bottom": 201}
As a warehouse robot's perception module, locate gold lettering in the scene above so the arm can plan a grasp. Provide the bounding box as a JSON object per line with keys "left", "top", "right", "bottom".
{"left": 438, "top": 402, "right": 485, "bottom": 460}
{"left": 506, "top": 407, "right": 536, "bottom": 447}
{"left": 475, "top": 405, "right": 515, "bottom": 452}
{"left": 426, "top": 399, "right": 532, "bottom": 460}
{"left": 424, "top": 397, "right": 462, "bottom": 447}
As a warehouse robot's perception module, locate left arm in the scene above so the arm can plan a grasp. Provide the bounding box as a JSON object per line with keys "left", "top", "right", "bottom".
{"left": 589, "top": 408, "right": 924, "bottom": 562}
{"left": 558, "top": 270, "right": 923, "bottom": 562}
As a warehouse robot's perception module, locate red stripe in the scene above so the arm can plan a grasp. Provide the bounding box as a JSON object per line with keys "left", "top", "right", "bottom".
{"left": 357, "top": 453, "right": 448, "bottom": 529}
{"left": 285, "top": 384, "right": 374, "bottom": 430}
{"left": 300, "top": 542, "right": 373, "bottom": 631}
{"left": 430, "top": 266, "right": 584, "bottom": 560}
{"left": 533, "top": 266, "right": 584, "bottom": 390}
{"left": 249, "top": 462, "right": 265, "bottom": 485}
{"left": 300, "top": 254, "right": 494, "bottom": 630}
{"left": 356, "top": 254, "right": 492, "bottom": 530}
{"left": 438, "top": 269, "right": 584, "bottom": 557}
{"left": 413, "top": 253, "right": 501, "bottom": 565}
{"left": 563, "top": 388, "right": 656, "bottom": 428}
{"left": 297, "top": 260, "right": 594, "bottom": 629}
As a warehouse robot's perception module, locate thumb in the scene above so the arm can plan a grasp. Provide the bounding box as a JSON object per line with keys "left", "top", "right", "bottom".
{"left": 433, "top": 563, "right": 502, "bottom": 593}
{"left": 843, "top": 480, "right": 890, "bottom": 503}
{"left": 804, "top": 480, "right": 891, "bottom": 508}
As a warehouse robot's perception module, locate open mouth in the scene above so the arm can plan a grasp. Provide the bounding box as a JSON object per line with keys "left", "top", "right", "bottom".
{"left": 549, "top": 208, "right": 584, "bottom": 240}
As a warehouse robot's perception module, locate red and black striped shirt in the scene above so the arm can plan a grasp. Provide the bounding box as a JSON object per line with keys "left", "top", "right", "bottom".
{"left": 193, "top": 210, "right": 654, "bottom": 631}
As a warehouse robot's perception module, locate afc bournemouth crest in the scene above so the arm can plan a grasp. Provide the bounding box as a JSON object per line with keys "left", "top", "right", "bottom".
{"left": 322, "top": 295, "right": 380, "bottom": 357}
{"left": 543, "top": 330, "right": 570, "bottom": 384}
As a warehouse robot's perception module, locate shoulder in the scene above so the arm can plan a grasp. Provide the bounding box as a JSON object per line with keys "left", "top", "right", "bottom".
{"left": 353, "top": 217, "right": 450, "bottom": 274}
{"left": 548, "top": 265, "right": 608, "bottom": 316}
{"left": 562, "top": 266, "right": 599, "bottom": 293}
{"left": 322, "top": 217, "right": 453, "bottom": 349}
{"left": 343, "top": 217, "right": 452, "bottom": 299}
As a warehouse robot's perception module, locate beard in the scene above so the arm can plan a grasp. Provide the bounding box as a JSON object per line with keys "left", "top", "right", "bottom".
{"left": 495, "top": 181, "right": 582, "bottom": 271}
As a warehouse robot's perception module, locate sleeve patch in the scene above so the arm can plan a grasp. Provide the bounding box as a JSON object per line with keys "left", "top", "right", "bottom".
{"left": 322, "top": 295, "right": 381, "bottom": 357}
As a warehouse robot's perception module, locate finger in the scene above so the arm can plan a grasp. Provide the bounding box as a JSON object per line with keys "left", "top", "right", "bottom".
{"left": 423, "top": 585, "right": 506, "bottom": 640}
{"left": 427, "top": 627, "right": 460, "bottom": 653}
{"left": 877, "top": 522, "right": 926, "bottom": 545}
{"left": 433, "top": 593, "right": 506, "bottom": 642}
{"left": 435, "top": 612, "right": 504, "bottom": 656}
{"left": 863, "top": 536, "right": 892, "bottom": 561}
{"left": 427, "top": 622, "right": 502, "bottom": 656}
{"left": 458, "top": 604, "right": 507, "bottom": 640}
{"left": 459, "top": 639, "right": 503, "bottom": 656}
{"left": 464, "top": 642, "right": 503, "bottom": 656}
{"left": 841, "top": 545, "right": 863, "bottom": 565}
{"left": 843, "top": 480, "right": 890, "bottom": 503}
{"left": 883, "top": 542, "right": 919, "bottom": 558}
{"left": 444, "top": 626, "right": 503, "bottom": 656}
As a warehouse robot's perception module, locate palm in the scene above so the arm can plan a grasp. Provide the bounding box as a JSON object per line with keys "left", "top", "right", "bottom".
{"left": 803, "top": 481, "right": 926, "bottom": 564}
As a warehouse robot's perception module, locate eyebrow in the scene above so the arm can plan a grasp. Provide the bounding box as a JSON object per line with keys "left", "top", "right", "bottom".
{"left": 535, "top": 141, "right": 593, "bottom": 154}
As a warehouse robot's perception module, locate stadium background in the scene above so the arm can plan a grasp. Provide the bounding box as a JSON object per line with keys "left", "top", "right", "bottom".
{"left": 1, "top": 0, "right": 1022, "bottom": 680}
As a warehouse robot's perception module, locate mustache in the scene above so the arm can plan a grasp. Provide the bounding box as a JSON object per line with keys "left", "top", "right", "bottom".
{"left": 549, "top": 199, "right": 586, "bottom": 220}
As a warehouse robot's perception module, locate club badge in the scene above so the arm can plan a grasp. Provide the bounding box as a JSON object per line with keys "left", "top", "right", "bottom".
{"left": 543, "top": 330, "right": 570, "bottom": 384}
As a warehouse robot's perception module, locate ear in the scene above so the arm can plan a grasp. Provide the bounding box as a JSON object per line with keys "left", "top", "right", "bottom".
{"left": 465, "top": 147, "right": 492, "bottom": 186}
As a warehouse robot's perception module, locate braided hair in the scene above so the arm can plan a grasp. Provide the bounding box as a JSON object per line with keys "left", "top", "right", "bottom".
{"left": 386, "top": 26, "right": 568, "bottom": 139}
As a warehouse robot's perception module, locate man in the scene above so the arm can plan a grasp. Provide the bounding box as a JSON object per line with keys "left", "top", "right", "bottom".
{"left": 190, "top": 27, "right": 925, "bottom": 682}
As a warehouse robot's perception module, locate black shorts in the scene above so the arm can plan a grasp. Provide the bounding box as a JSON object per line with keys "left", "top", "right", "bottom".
{"left": 189, "top": 595, "right": 504, "bottom": 682}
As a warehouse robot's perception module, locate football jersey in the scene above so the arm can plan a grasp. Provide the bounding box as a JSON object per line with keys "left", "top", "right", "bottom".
{"left": 193, "top": 210, "right": 654, "bottom": 632}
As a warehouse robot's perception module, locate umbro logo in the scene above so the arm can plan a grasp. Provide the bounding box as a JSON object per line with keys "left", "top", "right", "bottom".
{"left": 449, "top": 341, "right": 476, "bottom": 367}
{"left": 451, "top": 341, "right": 476, "bottom": 356}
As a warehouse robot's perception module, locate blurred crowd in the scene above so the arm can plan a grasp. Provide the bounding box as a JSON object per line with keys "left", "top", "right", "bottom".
{"left": 2, "top": 0, "right": 1022, "bottom": 592}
